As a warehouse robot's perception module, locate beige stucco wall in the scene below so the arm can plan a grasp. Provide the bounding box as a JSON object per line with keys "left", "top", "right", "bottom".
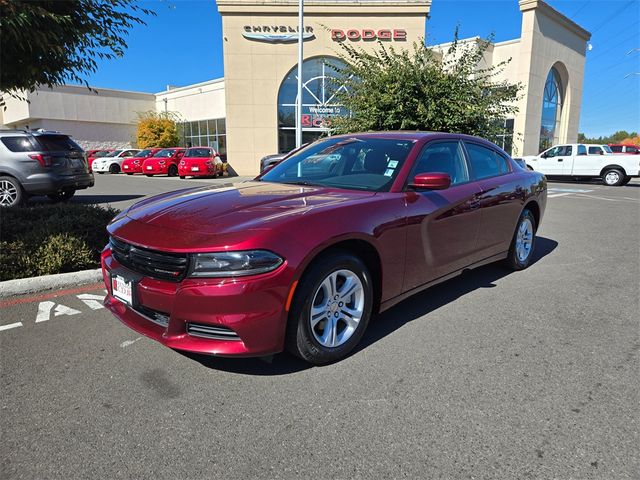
{"left": 155, "top": 79, "right": 226, "bottom": 122}
{"left": 512, "top": 0, "right": 590, "bottom": 156}
{"left": 218, "top": 0, "right": 432, "bottom": 175}
{"left": 1, "top": 86, "right": 155, "bottom": 149}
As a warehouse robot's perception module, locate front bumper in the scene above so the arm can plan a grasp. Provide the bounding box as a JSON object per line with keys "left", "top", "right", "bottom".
{"left": 92, "top": 162, "right": 114, "bottom": 173}
{"left": 101, "top": 248, "right": 292, "bottom": 357}
{"left": 22, "top": 172, "right": 95, "bottom": 194}
{"left": 143, "top": 163, "right": 170, "bottom": 175}
{"left": 178, "top": 164, "right": 216, "bottom": 177}
{"left": 122, "top": 163, "right": 142, "bottom": 173}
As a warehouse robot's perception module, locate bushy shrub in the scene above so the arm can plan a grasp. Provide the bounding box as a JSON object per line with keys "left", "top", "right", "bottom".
{"left": 0, "top": 203, "right": 118, "bottom": 281}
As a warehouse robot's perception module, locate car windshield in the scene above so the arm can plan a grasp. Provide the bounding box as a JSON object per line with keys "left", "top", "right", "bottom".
{"left": 105, "top": 150, "right": 123, "bottom": 157}
{"left": 185, "top": 148, "right": 211, "bottom": 157}
{"left": 602, "top": 145, "right": 613, "bottom": 154}
{"left": 134, "top": 149, "right": 153, "bottom": 157}
{"left": 260, "top": 137, "right": 416, "bottom": 192}
{"left": 154, "top": 149, "right": 176, "bottom": 158}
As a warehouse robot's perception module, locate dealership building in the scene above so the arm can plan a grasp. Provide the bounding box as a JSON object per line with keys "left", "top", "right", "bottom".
{"left": 0, "top": 0, "right": 590, "bottom": 175}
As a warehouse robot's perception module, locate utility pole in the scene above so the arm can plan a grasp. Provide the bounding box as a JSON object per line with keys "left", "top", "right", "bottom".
{"left": 295, "top": 0, "right": 304, "bottom": 148}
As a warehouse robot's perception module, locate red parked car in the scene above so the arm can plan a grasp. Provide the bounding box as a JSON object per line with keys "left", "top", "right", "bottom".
{"left": 178, "top": 147, "right": 224, "bottom": 178}
{"left": 141, "top": 148, "right": 185, "bottom": 177}
{"left": 102, "top": 132, "right": 547, "bottom": 364}
{"left": 608, "top": 144, "right": 639, "bottom": 154}
{"left": 122, "top": 148, "right": 163, "bottom": 174}
{"left": 86, "top": 149, "right": 114, "bottom": 172}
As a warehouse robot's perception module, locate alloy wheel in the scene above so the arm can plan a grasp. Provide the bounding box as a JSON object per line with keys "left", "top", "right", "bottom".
{"left": 515, "top": 217, "right": 534, "bottom": 262}
{"left": 0, "top": 180, "right": 18, "bottom": 206}
{"left": 310, "top": 269, "right": 364, "bottom": 348}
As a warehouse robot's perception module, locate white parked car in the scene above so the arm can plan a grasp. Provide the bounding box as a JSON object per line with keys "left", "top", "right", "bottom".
{"left": 92, "top": 149, "right": 140, "bottom": 174}
{"left": 522, "top": 144, "right": 640, "bottom": 186}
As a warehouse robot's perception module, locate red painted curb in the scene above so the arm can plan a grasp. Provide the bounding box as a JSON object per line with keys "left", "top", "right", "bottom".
{"left": 0, "top": 283, "right": 105, "bottom": 309}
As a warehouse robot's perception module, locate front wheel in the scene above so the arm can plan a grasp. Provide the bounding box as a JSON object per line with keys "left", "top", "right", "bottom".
{"left": 108, "top": 164, "right": 120, "bottom": 174}
{"left": 0, "top": 176, "right": 24, "bottom": 207}
{"left": 505, "top": 209, "right": 536, "bottom": 270}
{"left": 47, "top": 189, "right": 75, "bottom": 202}
{"left": 602, "top": 168, "right": 625, "bottom": 186}
{"left": 286, "top": 252, "right": 373, "bottom": 365}
{"left": 168, "top": 165, "right": 178, "bottom": 177}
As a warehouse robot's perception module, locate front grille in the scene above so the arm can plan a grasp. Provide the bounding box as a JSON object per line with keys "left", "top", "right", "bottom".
{"left": 187, "top": 323, "right": 241, "bottom": 341}
{"left": 110, "top": 236, "right": 189, "bottom": 282}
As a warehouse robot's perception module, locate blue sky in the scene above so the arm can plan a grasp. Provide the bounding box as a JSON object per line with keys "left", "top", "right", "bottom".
{"left": 83, "top": 0, "right": 640, "bottom": 137}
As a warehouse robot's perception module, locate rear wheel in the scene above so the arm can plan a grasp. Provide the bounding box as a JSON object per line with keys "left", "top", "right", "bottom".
{"left": 602, "top": 168, "right": 625, "bottom": 186}
{"left": 108, "top": 163, "right": 120, "bottom": 174}
{"left": 286, "top": 252, "right": 373, "bottom": 365}
{"left": 168, "top": 165, "right": 178, "bottom": 177}
{"left": 179, "top": 176, "right": 186, "bottom": 179}
{"left": 47, "top": 189, "right": 75, "bottom": 202}
{"left": 146, "top": 174, "right": 154, "bottom": 177}
{"left": 505, "top": 209, "right": 536, "bottom": 270}
{"left": 126, "top": 173, "right": 133, "bottom": 176}
{"left": 0, "top": 176, "right": 24, "bottom": 207}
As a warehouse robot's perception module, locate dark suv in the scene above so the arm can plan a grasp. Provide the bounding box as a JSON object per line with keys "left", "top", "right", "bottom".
{"left": 0, "top": 129, "right": 95, "bottom": 207}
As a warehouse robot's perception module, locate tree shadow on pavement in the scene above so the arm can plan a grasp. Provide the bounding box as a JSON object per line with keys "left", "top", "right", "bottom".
{"left": 183, "top": 236, "right": 558, "bottom": 376}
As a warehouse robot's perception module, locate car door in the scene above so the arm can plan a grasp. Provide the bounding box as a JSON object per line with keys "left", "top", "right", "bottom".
{"left": 402, "top": 140, "right": 483, "bottom": 291}
{"left": 464, "top": 141, "right": 524, "bottom": 259}
{"left": 537, "top": 145, "right": 570, "bottom": 174}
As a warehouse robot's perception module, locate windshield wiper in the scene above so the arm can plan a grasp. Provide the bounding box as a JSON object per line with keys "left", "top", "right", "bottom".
{"left": 282, "top": 180, "right": 321, "bottom": 187}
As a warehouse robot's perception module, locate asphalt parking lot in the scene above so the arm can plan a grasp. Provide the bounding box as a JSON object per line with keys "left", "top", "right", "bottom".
{"left": 1, "top": 175, "right": 639, "bottom": 479}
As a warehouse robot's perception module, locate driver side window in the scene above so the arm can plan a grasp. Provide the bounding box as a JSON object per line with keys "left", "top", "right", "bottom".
{"left": 410, "top": 141, "right": 469, "bottom": 186}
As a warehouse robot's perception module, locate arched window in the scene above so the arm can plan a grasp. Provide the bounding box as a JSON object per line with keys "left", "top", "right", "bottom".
{"left": 539, "top": 67, "right": 563, "bottom": 152}
{"left": 277, "top": 56, "right": 351, "bottom": 153}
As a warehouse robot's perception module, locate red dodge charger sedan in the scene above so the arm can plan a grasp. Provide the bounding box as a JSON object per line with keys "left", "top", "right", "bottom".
{"left": 102, "top": 132, "right": 547, "bottom": 364}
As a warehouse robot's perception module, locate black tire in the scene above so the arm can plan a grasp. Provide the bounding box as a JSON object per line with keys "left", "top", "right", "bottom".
{"left": 168, "top": 165, "right": 178, "bottom": 177}
{"left": 179, "top": 176, "right": 186, "bottom": 179}
{"left": 602, "top": 168, "right": 625, "bottom": 186}
{"left": 126, "top": 173, "right": 134, "bottom": 176}
{"left": 286, "top": 252, "right": 374, "bottom": 365}
{"left": 620, "top": 176, "right": 631, "bottom": 186}
{"left": 505, "top": 209, "right": 537, "bottom": 271}
{"left": 97, "top": 172, "right": 104, "bottom": 174}
{"left": 47, "top": 189, "right": 75, "bottom": 202}
{"left": 146, "top": 174, "right": 154, "bottom": 177}
{"left": 0, "top": 175, "right": 25, "bottom": 207}
{"left": 108, "top": 163, "right": 120, "bottom": 174}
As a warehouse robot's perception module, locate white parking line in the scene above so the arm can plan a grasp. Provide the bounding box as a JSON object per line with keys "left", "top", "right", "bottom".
{"left": 547, "top": 193, "right": 573, "bottom": 198}
{"left": 0, "top": 322, "right": 23, "bottom": 332}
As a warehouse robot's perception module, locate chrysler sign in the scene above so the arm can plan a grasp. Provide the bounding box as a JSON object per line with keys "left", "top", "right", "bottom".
{"left": 243, "top": 25, "right": 315, "bottom": 43}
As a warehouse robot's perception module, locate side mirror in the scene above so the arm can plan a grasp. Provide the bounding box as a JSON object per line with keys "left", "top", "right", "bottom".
{"left": 410, "top": 172, "right": 451, "bottom": 190}
{"left": 599, "top": 150, "right": 604, "bottom": 155}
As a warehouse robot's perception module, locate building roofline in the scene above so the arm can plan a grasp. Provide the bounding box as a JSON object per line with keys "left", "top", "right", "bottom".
{"left": 519, "top": 0, "right": 591, "bottom": 41}
{"left": 42, "top": 84, "right": 156, "bottom": 99}
{"left": 154, "top": 78, "right": 225, "bottom": 96}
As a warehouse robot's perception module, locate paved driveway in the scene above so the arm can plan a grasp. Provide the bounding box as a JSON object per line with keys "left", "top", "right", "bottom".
{"left": 1, "top": 180, "right": 639, "bottom": 479}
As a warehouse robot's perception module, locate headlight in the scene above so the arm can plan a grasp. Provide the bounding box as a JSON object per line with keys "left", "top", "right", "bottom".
{"left": 189, "top": 250, "right": 284, "bottom": 278}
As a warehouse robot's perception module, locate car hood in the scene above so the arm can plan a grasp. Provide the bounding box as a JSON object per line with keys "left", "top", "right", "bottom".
{"left": 122, "top": 181, "right": 375, "bottom": 237}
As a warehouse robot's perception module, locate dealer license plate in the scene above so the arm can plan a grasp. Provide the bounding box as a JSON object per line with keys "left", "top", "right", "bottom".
{"left": 191, "top": 166, "right": 200, "bottom": 172}
{"left": 112, "top": 275, "right": 132, "bottom": 305}
{"left": 124, "top": 165, "right": 129, "bottom": 169}
{"left": 146, "top": 165, "right": 152, "bottom": 170}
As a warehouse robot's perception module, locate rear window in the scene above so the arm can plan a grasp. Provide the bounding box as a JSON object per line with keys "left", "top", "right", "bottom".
{"left": 1, "top": 136, "right": 38, "bottom": 152}
{"left": 185, "top": 148, "right": 212, "bottom": 157}
{"left": 35, "top": 135, "right": 82, "bottom": 152}
{"left": 627, "top": 146, "right": 639, "bottom": 154}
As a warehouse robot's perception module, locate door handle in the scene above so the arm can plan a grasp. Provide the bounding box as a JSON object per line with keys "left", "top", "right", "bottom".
{"left": 557, "top": 158, "right": 563, "bottom": 162}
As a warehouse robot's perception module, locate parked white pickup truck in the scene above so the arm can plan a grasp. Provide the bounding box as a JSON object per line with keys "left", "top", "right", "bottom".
{"left": 520, "top": 144, "right": 640, "bottom": 186}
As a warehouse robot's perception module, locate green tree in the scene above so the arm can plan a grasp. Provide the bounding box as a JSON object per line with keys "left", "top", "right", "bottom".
{"left": 136, "top": 111, "right": 180, "bottom": 148}
{"left": 578, "top": 130, "right": 638, "bottom": 144}
{"left": 330, "top": 31, "right": 521, "bottom": 144}
{"left": 0, "top": 1, "right": 154, "bottom": 103}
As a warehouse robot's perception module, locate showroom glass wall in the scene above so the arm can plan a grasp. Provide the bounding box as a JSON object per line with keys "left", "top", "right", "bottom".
{"left": 539, "top": 68, "right": 562, "bottom": 152}
{"left": 277, "top": 56, "right": 351, "bottom": 153}
{"left": 178, "top": 118, "right": 226, "bottom": 154}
